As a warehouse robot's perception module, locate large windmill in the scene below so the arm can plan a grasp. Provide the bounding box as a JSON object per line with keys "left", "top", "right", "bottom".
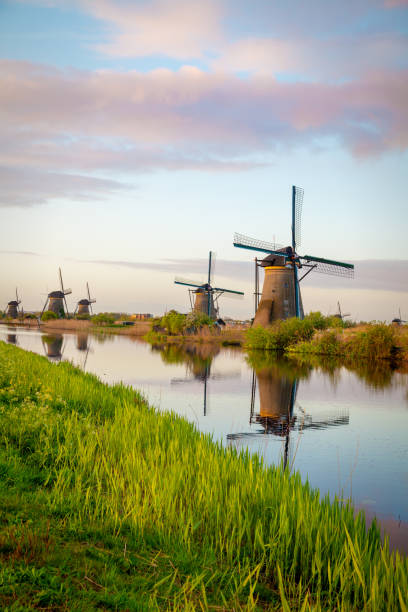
{"left": 174, "top": 251, "right": 244, "bottom": 319}
{"left": 74, "top": 283, "right": 96, "bottom": 316}
{"left": 40, "top": 268, "right": 72, "bottom": 318}
{"left": 233, "top": 186, "right": 354, "bottom": 326}
{"left": 6, "top": 288, "right": 22, "bottom": 319}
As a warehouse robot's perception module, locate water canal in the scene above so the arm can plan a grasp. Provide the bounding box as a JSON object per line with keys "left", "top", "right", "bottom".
{"left": 1, "top": 325, "right": 407, "bottom": 553}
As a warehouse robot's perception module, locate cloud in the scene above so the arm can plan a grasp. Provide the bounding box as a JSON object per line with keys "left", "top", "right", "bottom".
{"left": 0, "top": 59, "right": 407, "bottom": 206}
{"left": 83, "top": 0, "right": 223, "bottom": 59}
{"left": 0, "top": 166, "right": 125, "bottom": 207}
{"left": 87, "top": 257, "right": 408, "bottom": 294}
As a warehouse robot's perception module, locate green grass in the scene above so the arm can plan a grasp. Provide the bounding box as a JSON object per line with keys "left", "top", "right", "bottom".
{"left": 0, "top": 342, "right": 407, "bottom": 610}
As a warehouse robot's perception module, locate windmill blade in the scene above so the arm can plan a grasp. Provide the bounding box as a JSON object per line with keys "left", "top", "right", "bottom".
{"left": 63, "top": 295, "right": 70, "bottom": 318}
{"left": 208, "top": 251, "right": 216, "bottom": 287}
{"left": 40, "top": 297, "right": 48, "bottom": 319}
{"left": 63, "top": 288, "right": 72, "bottom": 295}
{"left": 16, "top": 287, "right": 20, "bottom": 304}
{"left": 213, "top": 287, "right": 244, "bottom": 297}
{"left": 59, "top": 267, "right": 64, "bottom": 292}
{"left": 300, "top": 255, "right": 354, "bottom": 278}
{"left": 87, "top": 282, "right": 91, "bottom": 302}
{"left": 175, "top": 277, "right": 205, "bottom": 289}
{"left": 233, "top": 232, "right": 285, "bottom": 255}
{"left": 291, "top": 185, "right": 304, "bottom": 252}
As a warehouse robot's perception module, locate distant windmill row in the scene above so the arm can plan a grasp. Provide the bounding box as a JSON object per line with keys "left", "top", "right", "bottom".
{"left": 5, "top": 268, "right": 96, "bottom": 319}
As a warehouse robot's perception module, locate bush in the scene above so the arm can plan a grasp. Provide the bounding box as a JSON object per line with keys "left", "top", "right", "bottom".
{"left": 245, "top": 316, "right": 315, "bottom": 351}
{"left": 41, "top": 310, "right": 58, "bottom": 321}
{"left": 160, "top": 310, "right": 186, "bottom": 335}
{"left": 92, "top": 313, "right": 115, "bottom": 325}
{"left": 345, "top": 324, "right": 396, "bottom": 360}
{"left": 75, "top": 313, "right": 91, "bottom": 320}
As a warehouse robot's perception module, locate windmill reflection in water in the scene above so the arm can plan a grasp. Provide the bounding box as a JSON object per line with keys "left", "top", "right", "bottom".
{"left": 228, "top": 361, "right": 349, "bottom": 469}
{"left": 168, "top": 343, "right": 240, "bottom": 416}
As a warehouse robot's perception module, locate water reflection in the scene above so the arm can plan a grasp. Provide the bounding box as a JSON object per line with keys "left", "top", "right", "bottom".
{"left": 229, "top": 355, "right": 350, "bottom": 469}
{"left": 6, "top": 327, "right": 18, "bottom": 345}
{"left": 41, "top": 334, "right": 64, "bottom": 362}
{"left": 155, "top": 343, "right": 239, "bottom": 416}
{"left": 76, "top": 333, "right": 89, "bottom": 351}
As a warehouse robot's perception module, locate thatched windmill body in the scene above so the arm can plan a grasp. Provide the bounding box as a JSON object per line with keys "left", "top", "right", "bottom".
{"left": 6, "top": 289, "right": 21, "bottom": 318}
{"left": 234, "top": 186, "right": 354, "bottom": 326}
{"left": 75, "top": 283, "right": 96, "bottom": 316}
{"left": 40, "top": 268, "right": 72, "bottom": 318}
{"left": 175, "top": 251, "right": 244, "bottom": 319}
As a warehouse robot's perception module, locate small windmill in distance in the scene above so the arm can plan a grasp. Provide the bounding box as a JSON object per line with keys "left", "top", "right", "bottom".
{"left": 74, "top": 283, "right": 96, "bottom": 317}
{"left": 6, "top": 288, "right": 22, "bottom": 319}
{"left": 40, "top": 268, "right": 72, "bottom": 319}
{"left": 392, "top": 308, "right": 407, "bottom": 326}
{"left": 174, "top": 251, "right": 244, "bottom": 319}
{"left": 233, "top": 186, "right": 354, "bottom": 326}
{"left": 333, "top": 302, "right": 350, "bottom": 320}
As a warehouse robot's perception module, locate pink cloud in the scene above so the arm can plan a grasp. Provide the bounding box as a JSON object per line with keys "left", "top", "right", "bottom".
{"left": 81, "top": 0, "right": 223, "bottom": 59}
{"left": 0, "top": 59, "right": 407, "bottom": 205}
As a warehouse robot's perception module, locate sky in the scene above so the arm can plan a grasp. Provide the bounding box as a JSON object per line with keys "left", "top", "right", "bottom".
{"left": 0, "top": 0, "right": 407, "bottom": 321}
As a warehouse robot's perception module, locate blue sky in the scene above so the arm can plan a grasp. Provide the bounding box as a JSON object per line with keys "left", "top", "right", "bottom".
{"left": 0, "top": 0, "right": 407, "bottom": 320}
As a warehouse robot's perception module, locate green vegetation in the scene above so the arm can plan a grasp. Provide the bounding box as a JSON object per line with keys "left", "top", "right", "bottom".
{"left": 0, "top": 342, "right": 407, "bottom": 610}
{"left": 91, "top": 312, "right": 116, "bottom": 325}
{"left": 158, "top": 310, "right": 214, "bottom": 336}
{"left": 245, "top": 314, "right": 402, "bottom": 362}
{"left": 40, "top": 310, "right": 58, "bottom": 321}
{"left": 74, "top": 313, "right": 91, "bottom": 320}
{"left": 290, "top": 323, "right": 398, "bottom": 360}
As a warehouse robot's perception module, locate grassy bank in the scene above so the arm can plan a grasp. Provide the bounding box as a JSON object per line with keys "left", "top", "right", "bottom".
{"left": 0, "top": 342, "right": 407, "bottom": 610}
{"left": 245, "top": 314, "right": 408, "bottom": 362}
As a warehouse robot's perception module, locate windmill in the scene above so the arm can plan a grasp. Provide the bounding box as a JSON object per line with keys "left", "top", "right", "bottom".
{"left": 392, "top": 308, "right": 407, "bottom": 326}
{"left": 74, "top": 283, "right": 96, "bottom": 316}
{"left": 333, "top": 302, "right": 350, "bottom": 320}
{"left": 174, "top": 251, "right": 244, "bottom": 319}
{"left": 40, "top": 268, "right": 72, "bottom": 319}
{"left": 234, "top": 186, "right": 354, "bottom": 325}
{"left": 6, "top": 288, "right": 22, "bottom": 319}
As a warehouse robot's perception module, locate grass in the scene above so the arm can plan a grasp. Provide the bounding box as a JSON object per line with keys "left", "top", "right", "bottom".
{"left": 0, "top": 341, "right": 407, "bottom": 610}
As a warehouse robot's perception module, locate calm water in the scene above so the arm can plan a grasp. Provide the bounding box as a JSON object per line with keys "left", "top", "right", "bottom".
{"left": 2, "top": 325, "right": 408, "bottom": 553}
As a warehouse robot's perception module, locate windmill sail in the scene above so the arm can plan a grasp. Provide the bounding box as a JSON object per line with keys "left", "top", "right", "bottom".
{"left": 300, "top": 255, "right": 354, "bottom": 277}
{"left": 233, "top": 233, "right": 284, "bottom": 255}
{"left": 291, "top": 185, "right": 304, "bottom": 251}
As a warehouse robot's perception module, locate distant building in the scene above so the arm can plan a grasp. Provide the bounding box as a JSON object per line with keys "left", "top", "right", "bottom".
{"left": 131, "top": 313, "right": 153, "bottom": 320}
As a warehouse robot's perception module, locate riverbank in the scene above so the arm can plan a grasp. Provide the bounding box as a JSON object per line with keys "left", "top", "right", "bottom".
{"left": 0, "top": 342, "right": 406, "bottom": 610}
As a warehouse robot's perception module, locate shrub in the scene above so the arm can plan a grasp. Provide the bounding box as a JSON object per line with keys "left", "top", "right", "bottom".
{"left": 345, "top": 324, "right": 396, "bottom": 360}
{"left": 92, "top": 313, "right": 115, "bottom": 325}
{"left": 41, "top": 310, "right": 58, "bottom": 321}
{"left": 160, "top": 310, "right": 186, "bottom": 335}
{"left": 75, "top": 313, "right": 91, "bottom": 320}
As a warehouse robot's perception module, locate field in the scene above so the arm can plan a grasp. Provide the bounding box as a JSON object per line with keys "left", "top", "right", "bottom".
{"left": 0, "top": 341, "right": 407, "bottom": 610}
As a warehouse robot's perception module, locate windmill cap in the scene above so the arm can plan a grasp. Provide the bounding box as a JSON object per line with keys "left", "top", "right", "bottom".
{"left": 8, "top": 300, "right": 19, "bottom": 305}
{"left": 195, "top": 283, "right": 212, "bottom": 292}
{"left": 48, "top": 290, "right": 65, "bottom": 298}
{"left": 78, "top": 298, "right": 90, "bottom": 305}
{"left": 261, "top": 254, "right": 287, "bottom": 267}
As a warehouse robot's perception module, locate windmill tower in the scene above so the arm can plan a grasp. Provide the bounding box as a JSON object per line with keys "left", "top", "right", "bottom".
{"left": 174, "top": 251, "right": 244, "bottom": 319}
{"left": 6, "top": 289, "right": 21, "bottom": 319}
{"left": 234, "top": 186, "right": 354, "bottom": 326}
{"left": 75, "top": 283, "right": 96, "bottom": 316}
{"left": 40, "top": 268, "right": 72, "bottom": 318}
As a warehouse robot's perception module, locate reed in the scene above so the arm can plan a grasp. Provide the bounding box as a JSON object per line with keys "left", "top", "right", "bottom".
{"left": 0, "top": 341, "right": 407, "bottom": 610}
